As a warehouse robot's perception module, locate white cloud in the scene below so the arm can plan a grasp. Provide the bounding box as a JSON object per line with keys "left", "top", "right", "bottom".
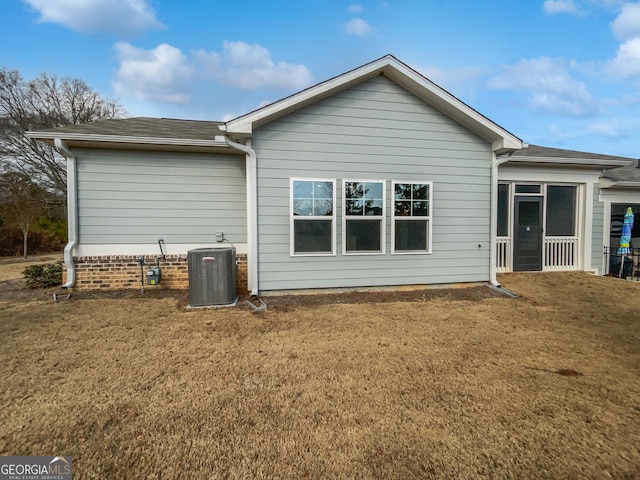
{"left": 607, "top": 37, "right": 640, "bottom": 82}
{"left": 113, "top": 43, "right": 194, "bottom": 104}
{"left": 586, "top": 120, "right": 625, "bottom": 137}
{"left": 611, "top": 2, "right": 640, "bottom": 40}
{"left": 348, "top": 4, "right": 364, "bottom": 13}
{"left": 543, "top": 0, "right": 580, "bottom": 14}
{"left": 344, "top": 18, "right": 374, "bottom": 37}
{"left": 23, "top": 0, "right": 162, "bottom": 36}
{"left": 193, "top": 41, "right": 313, "bottom": 90}
{"left": 112, "top": 41, "right": 313, "bottom": 104}
{"left": 489, "top": 57, "right": 598, "bottom": 116}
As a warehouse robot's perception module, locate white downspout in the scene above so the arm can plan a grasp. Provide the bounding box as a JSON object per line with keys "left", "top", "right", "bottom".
{"left": 490, "top": 151, "right": 515, "bottom": 289}
{"left": 217, "top": 132, "right": 259, "bottom": 297}
{"left": 54, "top": 138, "right": 78, "bottom": 289}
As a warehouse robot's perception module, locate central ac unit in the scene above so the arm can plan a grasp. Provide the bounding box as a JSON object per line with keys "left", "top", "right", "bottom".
{"left": 188, "top": 247, "right": 237, "bottom": 307}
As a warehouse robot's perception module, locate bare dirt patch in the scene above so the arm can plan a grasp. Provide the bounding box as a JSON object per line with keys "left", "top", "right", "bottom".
{"left": 1, "top": 272, "right": 639, "bottom": 479}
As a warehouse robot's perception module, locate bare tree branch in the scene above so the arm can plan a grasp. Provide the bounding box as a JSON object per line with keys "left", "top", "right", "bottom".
{"left": 0, "top": 68, "right": 127, "bottom": 201}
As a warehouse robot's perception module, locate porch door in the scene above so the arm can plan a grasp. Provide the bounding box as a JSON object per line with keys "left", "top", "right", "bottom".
{"left": 513, "top": 196, "right": 543, "bottom": 271}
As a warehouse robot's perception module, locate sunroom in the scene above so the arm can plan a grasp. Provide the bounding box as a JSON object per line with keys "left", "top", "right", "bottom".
{"left": 496, "top": 181, "right": 583, "bottom": 272}
{"left": 495, "top": 145, "right": 633, "bottom": 274}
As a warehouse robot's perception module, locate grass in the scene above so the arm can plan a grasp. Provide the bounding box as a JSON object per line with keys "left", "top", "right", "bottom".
{"left": 1, "top": 272, "right": 639, "bottom": 479}
{"left": 0, "top": 254, "right": 61, "bottom": 282}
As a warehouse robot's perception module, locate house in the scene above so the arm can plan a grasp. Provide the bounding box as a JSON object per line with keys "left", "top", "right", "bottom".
{"left": 27, "top": 55, "right": 636, "bottom": 294}
{"left": 598, "top": 159, "right": 640, "bottom": 274}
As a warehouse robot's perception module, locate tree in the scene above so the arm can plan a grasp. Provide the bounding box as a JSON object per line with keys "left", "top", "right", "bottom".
{"left": 0, "top": 68, "right": 126, "bottom": 200}
{"left": 0, "top": 171, "right": 44, "bottom": 257}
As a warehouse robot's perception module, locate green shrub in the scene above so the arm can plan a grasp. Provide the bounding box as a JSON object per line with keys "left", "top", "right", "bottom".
{"left": 23, "top": 262, "right": 63, "bottom": 288}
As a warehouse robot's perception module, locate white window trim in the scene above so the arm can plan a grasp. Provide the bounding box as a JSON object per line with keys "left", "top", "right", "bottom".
{"left": 391, "top": 180, "right": 433, "bottom": 255}
{"left": 290, "top": 177, "right": 336, "bottom": 257}
{"left": 342, "top": 179, "right": 386, "bottom": 256}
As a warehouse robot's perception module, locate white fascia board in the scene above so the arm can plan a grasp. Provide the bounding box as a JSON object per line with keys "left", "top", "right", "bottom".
{"left": 26, "top": 131, "right": 228, "bottom": 148}
{"left": 600, "top": 181, "right": 640, "bottom": 189}
{"left": 225, "top": 55, "right": 523, "bottom": 151}
{"left": 510, "top": 156, "right": 631, "bottom": 169}
{"left": 383, "top": 66, "right": 522, "bottom": 150}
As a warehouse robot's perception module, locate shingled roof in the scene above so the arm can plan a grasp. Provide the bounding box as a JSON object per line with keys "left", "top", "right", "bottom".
{"left": 512, "top": 144, "right": 635, "bottom": 167}
{"left": 37, "top": 117, "right": 223, "bottom": 140}
{"left": 602, "top": 159, "right": 640, "bottom": 186}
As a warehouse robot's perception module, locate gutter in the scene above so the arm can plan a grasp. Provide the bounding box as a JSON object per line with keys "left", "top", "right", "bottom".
{"left": 27, "top": 131, "right": 228, "bottom": 148}
{"left": 216, "top": 129, "right": 259, "bottom": 297}
{"left": 490, "top": 150, "right": 516, "bottom": 292}
{"left": 54, "top": 138, "right": 78, "bottom": 289}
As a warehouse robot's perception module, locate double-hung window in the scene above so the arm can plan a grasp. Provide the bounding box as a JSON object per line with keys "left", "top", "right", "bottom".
{"left": 392, "top": 181, "right": 432, "bottom": 254}
{"left": 343, "top": 180, "right": 385, "bottom": 254}
{"left": 290, "top": 179, "right": 336, "bottom": 255}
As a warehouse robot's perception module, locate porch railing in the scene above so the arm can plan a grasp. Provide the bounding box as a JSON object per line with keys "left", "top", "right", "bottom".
{"left": 543, "top": 236, "right": 579, "bottom": 271}
{"left": 496, "top": 237, "right": 511, "bottom": 273}
{"left": 603, "top": 246, "right": 640, "bottom": 281}
{"left": 496, "top": 236, "right": 580, "bottom": 272}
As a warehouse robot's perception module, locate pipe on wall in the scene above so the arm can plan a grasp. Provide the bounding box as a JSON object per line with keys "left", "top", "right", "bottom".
{"left": 54, "top": 138, "right": 78, "bottom": 289}
{"left": 490, "top": 151, "right": 515, "bottom": 289}
{"left": 219, "top": 132, "right": 259, "bottom": 297}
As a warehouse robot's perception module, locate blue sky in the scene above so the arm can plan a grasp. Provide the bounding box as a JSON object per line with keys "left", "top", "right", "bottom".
{"left": 2, "top": 0, "right": 639, "bottom": 157}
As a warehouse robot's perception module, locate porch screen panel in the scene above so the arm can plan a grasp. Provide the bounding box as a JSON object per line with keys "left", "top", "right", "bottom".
{"left": 546, "top": 186, "right": 576, "bottom": 236}
{"left": 497, "top": 183, "right": 509, "bottom": 236}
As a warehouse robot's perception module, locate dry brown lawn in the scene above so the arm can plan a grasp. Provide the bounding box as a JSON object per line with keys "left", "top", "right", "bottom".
{"left": 0, "top": 255, "right": 61, "bottom": 282}
{"left": 1, "top": 271, "right": 639, "bottom": 479}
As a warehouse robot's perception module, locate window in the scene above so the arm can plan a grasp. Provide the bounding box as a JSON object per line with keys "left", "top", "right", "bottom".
{"left": 497, "top": 183, "right": 509, "bottom": 237}
{"left": 343, "top": 180, "right": 385, "bottom": 254}
{"left": 291, "top": 179, "right": 335, "bottom": 255}
{"left": 515, "top": 184, "right": 541, "bottom": 194}
{"left": 392, "top": 181, "right": 432, "bottom": 253}
{"left": 545, "top": 185, "right": 576, "bottom": 236}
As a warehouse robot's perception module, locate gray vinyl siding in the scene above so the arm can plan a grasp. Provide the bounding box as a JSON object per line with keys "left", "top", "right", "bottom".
{"left": 253, "top": 75, "right": 492, "bottom": 291}
{"left": 591, "top": 184, "right": 604, "bottom": 272}
{"left": 75, "top": 149, "right": 246, "bottom": 244}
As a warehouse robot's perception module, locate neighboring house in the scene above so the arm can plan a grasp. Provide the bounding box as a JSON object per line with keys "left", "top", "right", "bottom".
{"left": 27, "top": 55, "right": 636, "bottom": 294}
{"left": 598, "top": 159, "right": 640, "bottom": 274}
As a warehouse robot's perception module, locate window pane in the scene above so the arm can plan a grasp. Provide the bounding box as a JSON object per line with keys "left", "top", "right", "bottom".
{"left": 515, "top": 184, "right": 541, "bottom": 194}
{"left": 345, "top": 199, "right": 363, "bottom": 216}
{"left": 412, "top": 201, "right": 428, "bottom": 216}
{"left": 314, "top": 198, "right": 333, "bottom": 216}
{"left": 518, "top": 201, "right": 540, "bottom": 226}
{"left": 497, "top": 183, "right": 509, "bottom": 236}
{"left": 365, "top": 199, "right": 383, "bottom": 216}
{"left": 610, "top": 204, "right": 640, "bottom": 250}
{"left": 293, "top": 199, "right": 312, "bottom": 216}
{"left": 364, "top": 182, "right": 383, "bottom": 201}
{"left": 413, "top": 184, "right": 429, "bottom": 200}
{"left": 293, "top": 180, "right": 313, "bottom": 198}
{"left": 313, "top": 181, "right": 333, "bottom": 200}
{"left": 546, "top": 186, "right": 576, "bottom": 236}
{"left": 395, "top": 201, "right": 411, "bottom": 216}
{"left": 394, "top": 183, "right": 411, "bottom": 200}
{"left": 294, "top": 220, "right": 332, "bottom": 253}
{"left": 395, "top": 219, "right": 428, "bottom": 251}
{"left": 346, "top": 220, "right": 382, "bottom": 252}
{"left": 345, "top": 182, "right": 363, "bottom": 199}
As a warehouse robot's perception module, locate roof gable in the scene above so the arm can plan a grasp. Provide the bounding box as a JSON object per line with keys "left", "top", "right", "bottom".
{"left": 223, "top": 55, "right": 522, "bottom": 153}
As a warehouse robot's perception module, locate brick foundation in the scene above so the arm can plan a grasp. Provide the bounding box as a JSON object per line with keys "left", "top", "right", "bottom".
{"left": 65, "top": 254, "right": 248, "bottom": 293}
